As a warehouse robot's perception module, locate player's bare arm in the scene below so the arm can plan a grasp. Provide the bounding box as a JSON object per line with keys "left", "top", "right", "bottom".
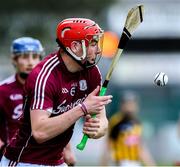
{"left": 83, "top": 107, "right": 108, "bottom": 139}
{"left": 31, "top": 86, "right": 112, "bottom": 143}
{"left": 31, "top": 106, "right": 83, "bottom": 143}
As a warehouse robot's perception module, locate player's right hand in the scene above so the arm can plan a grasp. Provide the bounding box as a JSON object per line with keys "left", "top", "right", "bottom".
{"left": 83, "top": 86, "right": 112, "bottom": 115}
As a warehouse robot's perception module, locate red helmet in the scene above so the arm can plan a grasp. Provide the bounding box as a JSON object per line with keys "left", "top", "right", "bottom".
{"left": 56, "top": 18, "right": 103, "bottom": 48}
{"left": 56, "top": 18, "right": 104, "bottom": 68}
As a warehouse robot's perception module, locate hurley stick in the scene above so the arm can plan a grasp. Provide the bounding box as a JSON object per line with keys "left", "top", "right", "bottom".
{"left": 77, "top": 5, "right": 144, "bottom": 151}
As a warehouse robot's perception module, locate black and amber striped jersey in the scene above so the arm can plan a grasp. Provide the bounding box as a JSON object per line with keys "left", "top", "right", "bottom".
{"left": 108, "top": 112, "right": 142, "bottom": 162}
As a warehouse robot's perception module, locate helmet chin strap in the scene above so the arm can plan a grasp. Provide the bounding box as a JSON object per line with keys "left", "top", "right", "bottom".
{"left": 66, "top": 40, "right": 86, "bottom": 61}
{"left": 56, "top": 38, "right": 94, "bottom": 69}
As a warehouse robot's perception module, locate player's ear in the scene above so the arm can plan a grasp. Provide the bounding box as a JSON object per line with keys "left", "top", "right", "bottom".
{"left": 70, "top": 41, "right": 82, "bottom": 53}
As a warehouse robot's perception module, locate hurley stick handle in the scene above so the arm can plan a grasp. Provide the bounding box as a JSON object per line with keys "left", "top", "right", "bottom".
{"left": 76, "top": 85, "right": 107, "bottom": 150}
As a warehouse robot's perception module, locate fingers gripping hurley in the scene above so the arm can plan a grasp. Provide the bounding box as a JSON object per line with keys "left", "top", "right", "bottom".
{"left": 76, "top": 5, "right": 144, "bottom": 151}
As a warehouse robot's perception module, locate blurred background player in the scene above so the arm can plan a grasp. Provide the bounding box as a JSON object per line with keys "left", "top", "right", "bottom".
{"left": 1, "top": 18, "right": 112, "bottom": 166}
{"left": 0, "top": 37, "right": 44, "bottom": 160}
{"left": 0, "top": 37, "right": 76, "bottom": 166}
{"left": 100, "top": 91, "right": 156, "bottom": 166}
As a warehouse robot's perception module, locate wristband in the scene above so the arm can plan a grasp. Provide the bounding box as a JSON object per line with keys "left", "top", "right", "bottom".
{"left": 78, "top": 103, "right": 88, "bottom": 115}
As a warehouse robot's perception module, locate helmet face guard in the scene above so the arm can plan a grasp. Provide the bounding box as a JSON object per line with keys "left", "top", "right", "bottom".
{"left": 83, "top": 33, "right": 104, "bottom": 68}
{"left": 56, "top": 18, "right": 104, "bottom": 68}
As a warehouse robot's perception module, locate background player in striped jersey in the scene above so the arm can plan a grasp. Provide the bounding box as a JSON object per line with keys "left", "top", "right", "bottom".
{"left": 1, "top": 18, "right": 112, "bottom": 166}
{"left": 0, "top": 37, "right": 43, "bottom": 160}
{"left": 0, "top": 37, "right": 76, "bottom": 166}
{"left": 100, "top": 91, "right": 156, "bottom": 166}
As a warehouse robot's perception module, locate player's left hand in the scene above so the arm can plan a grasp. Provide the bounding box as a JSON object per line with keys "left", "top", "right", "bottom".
{"left": 83, "top": 114, "right": 103, "bottom": 139}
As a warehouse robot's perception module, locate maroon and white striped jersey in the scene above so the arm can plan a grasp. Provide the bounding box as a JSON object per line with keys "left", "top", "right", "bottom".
{"left": 0, "top": 75, "right": 23, "bottom": 144}
{"left": 4, "top": 52, "right": 102, "bottom": 165}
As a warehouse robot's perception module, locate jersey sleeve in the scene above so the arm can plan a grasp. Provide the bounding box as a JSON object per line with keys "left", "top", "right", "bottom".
{"left": 25, "top": 69, "right": 55, "bottom": 113}
{"left": 88, "top": 65, "right": 102, "bottom": 93}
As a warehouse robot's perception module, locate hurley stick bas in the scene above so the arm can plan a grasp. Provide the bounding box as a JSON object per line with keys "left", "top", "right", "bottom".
{"left": 76, "top": 5, "right": 144, "bottom": 151}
